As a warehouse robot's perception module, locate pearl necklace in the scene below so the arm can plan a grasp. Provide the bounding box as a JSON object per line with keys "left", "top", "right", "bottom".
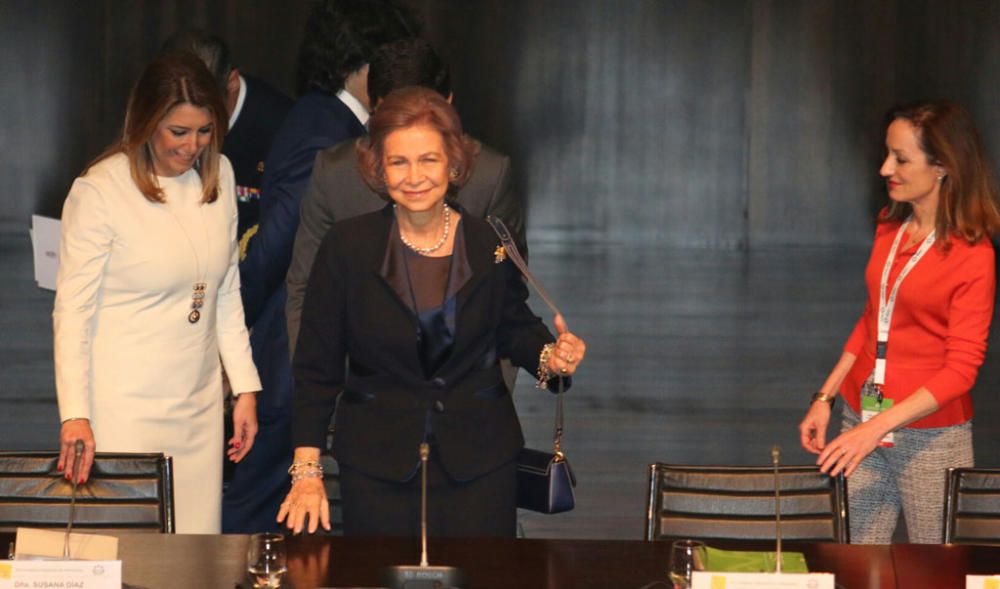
{"left": 396, "top": 203, "right": 451, "bottom": 254}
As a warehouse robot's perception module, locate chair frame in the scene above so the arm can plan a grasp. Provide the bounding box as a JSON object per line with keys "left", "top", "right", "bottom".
{"left": 943, "top": 466, "right": 1000, "bottom": 545}
{"left": 645, "top": 463, "right": 849, "bottom": 543}
{"left": 0, "top": 451, "right": 175, "bottom": 533}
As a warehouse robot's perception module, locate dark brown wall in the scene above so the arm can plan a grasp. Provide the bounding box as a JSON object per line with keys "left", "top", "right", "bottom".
{"left": 1, "top": 0, "right": 999, "bottom": 242}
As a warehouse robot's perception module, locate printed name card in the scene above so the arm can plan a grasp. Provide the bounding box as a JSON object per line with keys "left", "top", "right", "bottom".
{"left": 692, "top": 571, "right": 835, "bottom": 589}
{"left": 967, "top": 575, "right": 1000, "bottom": 589}
{"left": 0, "top": 560, "right": 121, "bottom": 589}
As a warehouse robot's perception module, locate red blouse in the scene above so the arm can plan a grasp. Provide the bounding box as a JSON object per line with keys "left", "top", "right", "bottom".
{"left": 841, "top": 219, "right": 996, "bottom": 428}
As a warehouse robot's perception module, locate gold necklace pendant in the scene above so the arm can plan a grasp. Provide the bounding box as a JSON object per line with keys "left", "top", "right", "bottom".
{"left": 188, "top": 282, "right": 206, "bottom": 324}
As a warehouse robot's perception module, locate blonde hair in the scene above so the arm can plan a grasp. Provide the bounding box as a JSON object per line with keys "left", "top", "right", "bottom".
{"left": 88, "top": 53, "right": 227, "bottom": 203}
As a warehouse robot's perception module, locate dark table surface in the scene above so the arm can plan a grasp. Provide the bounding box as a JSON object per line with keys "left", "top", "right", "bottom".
{"left": 2, "top": 532, "right": 998, "bottom": 589}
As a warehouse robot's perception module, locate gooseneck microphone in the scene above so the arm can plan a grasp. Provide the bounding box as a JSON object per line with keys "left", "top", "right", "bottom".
{"left": 63, "top": 440, "right": 84, "bottom": 559}
{"left": 419, "top": 443, "right": 429, "bottom": 567}
{"left": 771, "top": 445, "right": 782, "bottom": 574}
{"left": 381, "top": 442, "right": 466, "bottom": 589}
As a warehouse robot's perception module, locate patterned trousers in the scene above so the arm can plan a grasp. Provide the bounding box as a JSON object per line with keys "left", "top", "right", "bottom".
{"left": 840, "top": 404, "right": 973, "bottom": 544}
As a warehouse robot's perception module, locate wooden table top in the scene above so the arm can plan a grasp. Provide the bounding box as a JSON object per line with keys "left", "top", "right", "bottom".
{"left": 2, "top": 532, "right": 998, "bottom": 589}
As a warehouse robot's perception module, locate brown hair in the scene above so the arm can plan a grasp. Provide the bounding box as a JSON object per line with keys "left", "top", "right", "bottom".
{"left": 89, "top": 53, "right": 227, "bottom": 204}
{"left": 881, "top": 100, "right": 1000, "bottom": 246}
{"left": 356, "top": 85, "right": 479, "bottom": 200}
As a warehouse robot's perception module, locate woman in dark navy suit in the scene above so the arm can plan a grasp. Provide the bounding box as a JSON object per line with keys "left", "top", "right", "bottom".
{"left": 277, "top": 86, "right": 586, "bottom": 537}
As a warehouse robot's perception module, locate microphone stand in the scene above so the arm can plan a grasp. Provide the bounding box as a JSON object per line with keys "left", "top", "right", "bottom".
{"left": 419, "top": 443, "right": 429, "bottom": 567}
{"left": 63, "top": 440, "right": 84, "bottom": 559}
{"left": 771, "top": 445, "right": 782, "bottom": 574}
{"left": 381, "top": 442, "right": 466, "bottom": 589}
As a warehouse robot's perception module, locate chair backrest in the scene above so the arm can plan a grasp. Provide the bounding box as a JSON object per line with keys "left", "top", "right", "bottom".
{"left": 645, "top": 463, "right": 848, "bottom": 543}
{"left": 319, "top": 452, "right": 344, "bottom": 535}
{"left": 321, "top": 427, "right": 344, "bottom": 535}
{"left": 944, "top": 467, "right": 1000, "bottom": 545}
{"left": 0, "top": 452, "right": 174, "bottom": 533}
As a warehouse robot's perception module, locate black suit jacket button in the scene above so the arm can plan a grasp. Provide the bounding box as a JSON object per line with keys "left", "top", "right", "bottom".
{"left": 433, "top": 400, "right": 445, "bottom": 413}
{"left": 431, "top": 377, "right": 447, "bottom": 388}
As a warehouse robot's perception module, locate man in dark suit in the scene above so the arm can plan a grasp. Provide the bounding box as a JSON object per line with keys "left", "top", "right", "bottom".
{"left": 285, "top": 38, "right": 526, "bottom": 354}
{"left": 160, "top": 30, "right": 293, "bottom": 244}
{"left": 229, "top": 0, "right": 418, "bottom": 533}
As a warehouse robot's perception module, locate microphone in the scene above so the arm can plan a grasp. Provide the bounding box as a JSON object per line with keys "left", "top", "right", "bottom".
{"left": 64, "top": 440, "right": 84, "bottom": 559}
{"left": 771, "top": 445, "right": 782, "bottom": 574}
{"left": 380, "top": 442, "right": 466, "bottom": 589}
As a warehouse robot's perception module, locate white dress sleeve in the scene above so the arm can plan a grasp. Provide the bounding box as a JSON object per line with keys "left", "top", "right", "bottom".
{"left": 215, "top": 158, "right": 262, "bottom": 394}
{"left": 53, "top": 177, "right": 115, "bottom": 421}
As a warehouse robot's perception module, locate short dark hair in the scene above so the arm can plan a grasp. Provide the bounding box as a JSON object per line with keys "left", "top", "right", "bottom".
{"left": 296, "top": 0, "right": 419, "bottom": 96}
{"left": 161, "top": 29, "right": 233, "bottom": 92}
{"left": 367, "top": 38, "right": 450, "bottom": 105}
{"left": 357, "top": 86, "right": 479, "bottom": 200}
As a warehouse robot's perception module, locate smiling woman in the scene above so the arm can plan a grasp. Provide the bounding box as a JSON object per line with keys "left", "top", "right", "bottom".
{"left": 53, "top": 53, "right": 261, "bottom": 533}
{"left": 278, "top": 87, "right": 587, "bottom": 538}
{"left": 148, "top": 104, "right": 214, "bottom": 178}
{"left": 799, "top": 101, "right": 1000, "bottom": 544}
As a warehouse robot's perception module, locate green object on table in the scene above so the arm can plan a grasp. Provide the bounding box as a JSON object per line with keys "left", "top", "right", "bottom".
{"left": 704, "top": 546, "right": 809, "bottom": 573}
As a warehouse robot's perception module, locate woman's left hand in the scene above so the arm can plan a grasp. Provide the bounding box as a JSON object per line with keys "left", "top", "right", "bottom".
{"left": 547, "top": 314, "right": 587, "bottom": 377}
{"left": 816, "top": 420, "right": 885, "bottom": 477}
{"left": 228, "top": 392, "right": 258, "bottom": 463}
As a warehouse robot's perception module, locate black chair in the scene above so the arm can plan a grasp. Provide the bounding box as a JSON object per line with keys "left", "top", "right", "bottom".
{"left": 646, "top": 463, "right": 848, "bottom": 543}
{"left": 943, "top": 467, "right": 1000, "bottom": 545}
{"left": 0, "top": 452, "right": 174, "bottom": 533}
{"left": 320, "top": 426, "right": 344, "bottom": 535}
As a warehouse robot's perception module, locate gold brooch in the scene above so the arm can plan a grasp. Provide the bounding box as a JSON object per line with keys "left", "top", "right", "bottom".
{"left": 494, "top": 246, "right": 506, "bottom": 263}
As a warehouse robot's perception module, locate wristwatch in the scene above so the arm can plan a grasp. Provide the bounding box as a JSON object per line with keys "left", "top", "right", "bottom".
{"left": 810, "top": 391, "right": 837, "bottom": 407}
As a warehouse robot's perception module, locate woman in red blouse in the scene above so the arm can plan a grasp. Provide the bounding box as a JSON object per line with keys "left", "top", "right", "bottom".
{"left": 799, "top": 101, "right": 1000, "bottom": 543}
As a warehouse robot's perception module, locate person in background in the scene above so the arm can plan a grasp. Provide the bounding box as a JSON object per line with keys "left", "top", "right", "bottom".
{"left": 161, "top": 29, "right": 295, "bottom": 534}
{"left": 236, "top": 0, "right": 418, "bottom": 532}
{"left": 54, "top": 53, "right": 261, "bottom": 534}
{"left": 799, "top": 101, "right": 1000, "bottom": 543}
{"left": 285, "top": 37, "right": 525, "bottom": 355}
{"left": 160, "top": 29, "right": 293, "bottom": 249}
{"left": 278, "top": 87, "right": 587, "bottom": 537}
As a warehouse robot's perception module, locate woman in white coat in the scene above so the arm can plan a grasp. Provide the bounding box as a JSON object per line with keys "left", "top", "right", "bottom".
{"left": 54, "top": 53, "right": 261, "bottom": 533}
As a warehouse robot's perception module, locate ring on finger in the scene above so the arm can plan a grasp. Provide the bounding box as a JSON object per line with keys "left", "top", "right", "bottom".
{"left": 560, "top": 367, "right": 569, "bottom": 374}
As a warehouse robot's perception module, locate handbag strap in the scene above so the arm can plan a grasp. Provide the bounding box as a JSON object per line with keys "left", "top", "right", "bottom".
{"left": 486, "top": 216, "right": 566, "bottom": 458}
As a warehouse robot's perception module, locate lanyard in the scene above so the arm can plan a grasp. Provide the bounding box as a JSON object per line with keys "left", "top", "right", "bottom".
{"left": 874, "top": 219, "right": 935, "bottom": 388}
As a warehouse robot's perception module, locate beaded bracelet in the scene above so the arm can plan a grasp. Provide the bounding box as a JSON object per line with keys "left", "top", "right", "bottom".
{"left": 287, "top": 460, "right": 322, "bottom": 474}
{"left": 291, "top": 469, "right": 324, "bottom": 484}
{"left": 536, "top": 343, "right": 556, "bottom": 389}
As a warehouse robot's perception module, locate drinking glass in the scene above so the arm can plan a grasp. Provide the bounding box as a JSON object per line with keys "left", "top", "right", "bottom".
{"left": 668, "top": 539, "right": 707, "bottom": 589}
{"left": 247, "top": 533, "right": 288, "bottom": 589}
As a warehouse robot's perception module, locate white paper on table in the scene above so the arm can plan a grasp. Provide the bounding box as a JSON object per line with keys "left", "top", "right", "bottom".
{"left": 967, "top": 575, "right": 1000, "bottom": 589}
{"left": 30, "top": 214, "right": 60, "bottom": 291}
{"left": 0, "top": 560, "right": 121, "bottom": 589}
{"left": 14, "top": 528, "right": 118, "bottom": 561}
{"left": 692, "top": 571, "right": 835, "bottom": 588}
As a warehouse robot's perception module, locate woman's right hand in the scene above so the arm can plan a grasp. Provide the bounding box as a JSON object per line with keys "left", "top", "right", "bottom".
{"left": 277, "top": 477, "right": 330, "bottom": 534}
{"left": 798, "top": 400, "right": 832, "bottom": 455}
{"left": 58, "top": 419, "right": 96, "bottom": 484}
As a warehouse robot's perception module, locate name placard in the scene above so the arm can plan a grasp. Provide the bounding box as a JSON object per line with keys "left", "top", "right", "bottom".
{"left": 967, "top": 575, "right": 1000, "bottom": 589}
{"left": 692, "top": 571, "right": 835, "bottom": 589}
{"left": 0, "top": 560, "right": 121, "bottom": 589}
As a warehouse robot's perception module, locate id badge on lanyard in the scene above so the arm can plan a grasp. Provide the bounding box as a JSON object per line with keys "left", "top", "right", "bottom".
{"left": 869, "top": 219, "right": 935, "bottom": 447}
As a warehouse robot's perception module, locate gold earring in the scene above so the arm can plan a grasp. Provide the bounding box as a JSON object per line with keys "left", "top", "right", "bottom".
{"left": 449, "top": 167, "right": 459, "bottom": 180}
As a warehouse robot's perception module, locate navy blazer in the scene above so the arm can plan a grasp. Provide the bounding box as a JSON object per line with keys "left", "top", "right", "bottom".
{"left": 225, "top": 91, "right": 364, "bottom": 533}
{"left": 293, "top": 205, "right": 557, "bottom": 482}
{"left": 223, "top": 74, "right": 293, "bottom": 240}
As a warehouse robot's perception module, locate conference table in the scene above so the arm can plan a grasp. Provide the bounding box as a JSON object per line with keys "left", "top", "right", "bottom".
{"left": 2, "top": 532, "right": 998, "bottom": 588}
